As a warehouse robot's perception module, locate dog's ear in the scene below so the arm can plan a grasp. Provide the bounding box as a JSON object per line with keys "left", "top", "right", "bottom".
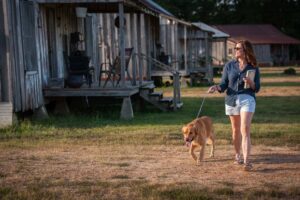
{"left": 182, "top": 126, "right": 187, "bottom": 133}
{"left": 190, "top": 125, "right": 196, "bottom": 134}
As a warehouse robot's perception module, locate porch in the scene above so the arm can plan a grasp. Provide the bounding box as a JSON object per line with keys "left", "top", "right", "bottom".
{"left": 43, "top": 79, "right": 178, "bottom": 119}
{"left": 44, "top": 80, "right": 150, "bottom": 97}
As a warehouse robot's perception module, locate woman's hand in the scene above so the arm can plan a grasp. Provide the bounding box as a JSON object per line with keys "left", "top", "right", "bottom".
{"left": 207, "top": 85, "right": 220, "bottom": 93}
{"left": 243, "top": 77, "right": 255, "bottom": 90}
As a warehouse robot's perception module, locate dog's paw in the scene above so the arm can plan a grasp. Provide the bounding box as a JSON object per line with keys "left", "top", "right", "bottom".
{"left": 196, "top": 160, "right": 202, "bottom": 166}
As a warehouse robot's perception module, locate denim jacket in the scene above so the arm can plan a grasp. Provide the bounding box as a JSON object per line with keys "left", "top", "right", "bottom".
{"left": 218, "top": 60, "right": 261, "bottom": 106}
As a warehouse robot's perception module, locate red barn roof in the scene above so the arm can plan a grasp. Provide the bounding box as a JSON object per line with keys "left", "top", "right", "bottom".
{"left": 214, "top": 24, "right": 300, "bottom": 44}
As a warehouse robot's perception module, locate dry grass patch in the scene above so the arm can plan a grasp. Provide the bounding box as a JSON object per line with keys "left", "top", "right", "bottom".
{"left": 0, "top": 144, "right": 299, "bottom": 199}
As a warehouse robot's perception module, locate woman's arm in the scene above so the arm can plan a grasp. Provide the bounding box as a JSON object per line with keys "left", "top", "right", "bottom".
{"left": 207, "top": 62, "right": 229, "bottom": 93}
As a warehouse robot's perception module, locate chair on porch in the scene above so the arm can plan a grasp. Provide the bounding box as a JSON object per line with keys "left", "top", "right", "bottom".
{"left": 66, "top": 51, "right": 94, "bottom": 88}
{"left": 99, "top": 47, "right": 134, "bottom": 87}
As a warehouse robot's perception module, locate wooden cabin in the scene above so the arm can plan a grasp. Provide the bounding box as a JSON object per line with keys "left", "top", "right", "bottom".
{"left": 193, "top": 22, "right": 229, "bottom": 66}
{"left": 185, "top": 24, "right": 214, "bottom": 84}
{"left": 214, "top": 24, "right": 300, "bottom": 66}
{"left": 1, "top": 0, "right": 197, "bottom": 125}
{"left": 151, "top": 16, "right": 215, "bottom": 86}
{"left": 193, "top": 22, "right": 229, "bottom": 76}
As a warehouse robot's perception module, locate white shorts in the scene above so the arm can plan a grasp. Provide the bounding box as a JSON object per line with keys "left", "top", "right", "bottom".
{"left": 225, "top": 94, "right": 256, "bottom": 115}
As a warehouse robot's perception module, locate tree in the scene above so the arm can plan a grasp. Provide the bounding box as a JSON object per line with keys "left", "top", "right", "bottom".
{"left": 153, "top": 0, "right": 300, "bottom": 40}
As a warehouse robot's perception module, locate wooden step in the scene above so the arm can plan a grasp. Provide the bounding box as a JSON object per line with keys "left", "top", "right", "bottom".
{"left": 149, "top": 91, "right": 163, "bottom": 101}
{"left": 159, "top": 97, "right": 173, "bottom": 103}
{"left": 140, "top": 83, "right": 155, "bottom": 90}
{"left": 0, "top": 102, "right": 13, "bottom": 127}
{"left": 159, "top": 97, "right": 174, "bottom": 111}
{"left": 149, "top": 91, "right": 163, "bottom": 97}
{"left": 170, "top": 102, "right": 184, "bottom": 109}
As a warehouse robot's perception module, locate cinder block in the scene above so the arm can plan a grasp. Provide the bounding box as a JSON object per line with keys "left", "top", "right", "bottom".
{"left": 0, "top": 102, "right": 13, "bottom": 127}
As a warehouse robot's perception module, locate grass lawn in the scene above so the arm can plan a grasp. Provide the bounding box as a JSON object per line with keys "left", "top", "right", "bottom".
{"left": 0, "top": 67, "right": 299, "bottom": 199}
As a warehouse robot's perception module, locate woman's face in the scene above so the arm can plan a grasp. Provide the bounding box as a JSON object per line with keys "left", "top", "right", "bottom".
{"left": 234, "top": 43, "right": 245, "bottom": 60}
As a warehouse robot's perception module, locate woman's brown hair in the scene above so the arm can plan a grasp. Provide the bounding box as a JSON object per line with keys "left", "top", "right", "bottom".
{"left": 238, "top": 40, "right": 257, "bottom": 66}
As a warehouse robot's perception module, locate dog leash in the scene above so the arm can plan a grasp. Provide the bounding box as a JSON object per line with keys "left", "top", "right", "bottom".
{"left": 196, "top": 94, "right": 207, "bottom": 118}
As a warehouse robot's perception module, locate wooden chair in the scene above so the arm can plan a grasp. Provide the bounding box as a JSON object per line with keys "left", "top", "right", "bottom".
{"left": 99, "top": 47, "right": 133, "bottom": 87}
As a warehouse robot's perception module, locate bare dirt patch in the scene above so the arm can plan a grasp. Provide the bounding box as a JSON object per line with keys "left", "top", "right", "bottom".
{"left": 163, "top": 86, "right": 300, "bottom": 97}
{"left": 0, "top": 144, "right": 299, "bottom": 198}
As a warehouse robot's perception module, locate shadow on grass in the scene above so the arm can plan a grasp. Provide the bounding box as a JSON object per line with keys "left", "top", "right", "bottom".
{"left": 0, "top": 96, "right": 299, "bottom": 142}
{"left": 35, "top": 96, "right": 300, "bottom": 127}
{"left": 253, "top": 153, "right": 300, "bottom": 165}
{"left": 1, "top": 96, "right": 300, "bottom": 126}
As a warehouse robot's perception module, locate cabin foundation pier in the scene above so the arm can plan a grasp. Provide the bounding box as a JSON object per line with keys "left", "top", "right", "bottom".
{"left": 33, "top": 105, "right": 49, "bottom": 120}
{"left": 120, "top": 96, "right": 134, "bottom": 120}
{"left": 0, "top": 102, "right": 13, "bottom": 127}
{"left": 54, "top": 98, "right": 70, "bottom": 115}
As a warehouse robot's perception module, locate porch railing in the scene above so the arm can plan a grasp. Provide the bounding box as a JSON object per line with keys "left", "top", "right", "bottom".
{"left": 135, "top": 53, "right": 182, "bottom": 110}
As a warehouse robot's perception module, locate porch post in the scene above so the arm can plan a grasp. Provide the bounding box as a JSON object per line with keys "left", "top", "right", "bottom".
{"left": 118, "top": 2, "right": 125, "bottom": 87}
{"left": 183, "top": 25, "right": 187, "bottom": 73}
{"left": 205, "top": 32, "right": 213, "bottom": 83}
{"left": 130, "top": 14, "right": 137, "bottom": 86}
{"left": 0, "top": 0, "right": 12, "bottom": 102}
{"left": 137, "top": 14, "right": 142, "bottom": 86}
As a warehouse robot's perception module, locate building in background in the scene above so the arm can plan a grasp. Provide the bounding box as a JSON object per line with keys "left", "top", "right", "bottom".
{"left": 214, "top": 24, "right": 300, "bottom": 66}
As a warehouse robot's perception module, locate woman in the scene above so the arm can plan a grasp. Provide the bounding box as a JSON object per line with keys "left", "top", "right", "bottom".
{"left": 208, "top": 40, "right": 260, "bottom": 171}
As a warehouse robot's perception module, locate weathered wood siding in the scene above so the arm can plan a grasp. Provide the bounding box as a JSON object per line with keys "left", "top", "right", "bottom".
{"left": 177, "top": 24, "right": 187, "bottom": 71}
{"left": 0, "top": 0, "right": 11, "bottom": 102}
{"left": 270, "top": 44, "right": 289, "bottom": 66}
{"left": 186, "top": 28, "right": 207, "bottom": 69}
{"left": 38, "top": 5, "right": 77, "bottom": 83}
{"left": 38, "top": 5, "right": 102, "bottom": 85}
{"left": 159, "top": 17, "right": 179, "bottom": 64}
{"left": 86, "top": 14, "right": 100, "bottom": 81}
{"left": 212, "top": 38, "right": 227, "bottom": 65}
{"left": 25, "top": 71, "right": 42, "bottom": 110}
{"left": 7, "top": 0, "right": 26, "bottom": 112}
{"left": 253, "top": 44, "right": 272, "bottom": 65}
{"left": 3, "top": 0, "right": 45, "bottom": 112}
{"left": 37, "top": 4, "right": 158, "bottom": 88}
{"left": 97, "top": 13, "right": 156, "bottom": 81}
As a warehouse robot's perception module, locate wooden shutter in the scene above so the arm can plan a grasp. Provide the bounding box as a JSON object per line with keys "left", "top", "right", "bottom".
{"left": 20, "top": 0, "right": 37, "bottom": 71}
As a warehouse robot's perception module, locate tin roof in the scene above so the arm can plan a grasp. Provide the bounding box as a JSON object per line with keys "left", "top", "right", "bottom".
{"left": 214, "top": 24, "right": 300, "bottom": 44}
{"left": 139, "top": 0, "right": 174, "bottom": 17}
{"left": 193, "top": 22, "right": 229, "bottom": 38}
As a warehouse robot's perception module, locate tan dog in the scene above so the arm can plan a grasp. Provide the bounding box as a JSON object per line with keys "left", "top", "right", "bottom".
{"left": 182, "top": 116, "right": 215, "bottom": 165}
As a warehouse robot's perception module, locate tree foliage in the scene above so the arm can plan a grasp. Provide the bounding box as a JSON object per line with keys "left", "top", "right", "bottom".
{"left": 153, "top": 0, "right": 300, "bottom": 39}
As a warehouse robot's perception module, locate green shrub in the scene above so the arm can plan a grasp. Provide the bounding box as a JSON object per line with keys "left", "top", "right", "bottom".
{"left": 283, "top": 67, "right": 296, "bottom": 75}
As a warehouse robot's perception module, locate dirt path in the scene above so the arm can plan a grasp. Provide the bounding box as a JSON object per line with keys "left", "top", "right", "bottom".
{"left": 0, "top": 144, "right": 299, "bottom": 197}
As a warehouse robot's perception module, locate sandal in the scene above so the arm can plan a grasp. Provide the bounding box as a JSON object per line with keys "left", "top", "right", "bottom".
{"left": 243, "top": 163, "right": 253, "bottom": 171}
{"left": 234, "top": 155, "right": 243, "bottom": 165}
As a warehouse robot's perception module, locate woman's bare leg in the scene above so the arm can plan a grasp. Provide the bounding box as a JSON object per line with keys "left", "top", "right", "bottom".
{"left": 240, "top": 111, "right": 254, "bottom": 164}
{"left": 229, "top": 115, "right": 242, "bottom": 160}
